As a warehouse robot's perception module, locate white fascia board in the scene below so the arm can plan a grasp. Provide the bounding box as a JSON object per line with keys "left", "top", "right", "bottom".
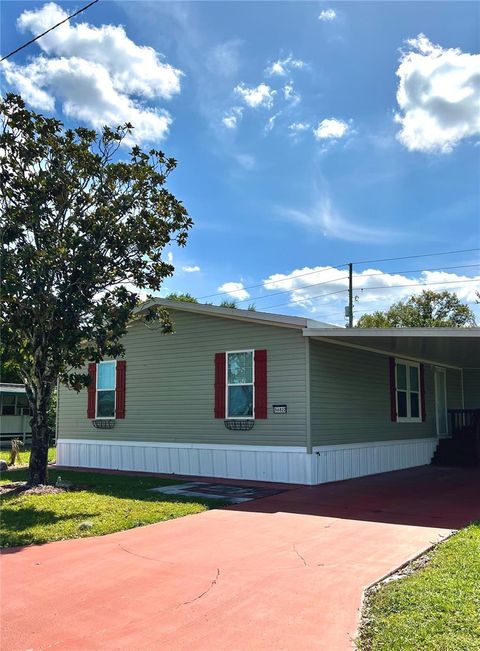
{"left": 134, "top": 298, "right": 311, "bottom": 330}
{"left": 303, "top": 327, "right": 480, "bottom": 338}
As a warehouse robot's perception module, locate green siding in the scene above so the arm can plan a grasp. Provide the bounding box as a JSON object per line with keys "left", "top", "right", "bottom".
{"left": 309, "top": 340, "right": 437, "bottom": 446}
{"left": 445, "top": 368, "right": 463, "bottom": 410}
{"left": 463, "top": 369, "right": 480, "bottom": 409}
{"left": 58, "top": 310, "right": 308, "bottom": 447}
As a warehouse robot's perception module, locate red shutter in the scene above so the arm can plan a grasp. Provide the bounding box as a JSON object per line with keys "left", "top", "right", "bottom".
{"left": 214, "top": 353, "right": 226, "bottom": 419}
{"left": 254, "top": 349, "right": 268, "bottom": 419}
{"left": 116, "top": 360, "right": 126, "bottom": 419}
{"left": 420, "top": 363, "right": 426, "bottom": 422}
{"left": 389, "top": 357, "right": 397, "bottom": 422}
{"left": 87, "top": 363, "right": 96, "bottom": 419}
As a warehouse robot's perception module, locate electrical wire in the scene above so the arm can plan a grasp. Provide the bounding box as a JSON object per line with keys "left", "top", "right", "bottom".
{"left": 262, "top": 287, "right": 349, "bottom": 311}
{"left": 327, "top": 300, "right": 480, "bottom": 322}
{"left": 351, "top": 248, "right": 480, "bottom": 266}
{"left": 197, "top": 264, "right": 348, "bottom": 299}
{"left": 231, "top": 263, "right": 480, "bottom": 307}
{"left": 261, "top": 277, "right": 479, "bottom": 311}
{"left": 1, "top": 0, "right": 99, "bottom": 62}
{"left": 354, "top": 278, "right": 479, "bottom": 294}
{"left": 235, "top": 274, "right": 350, "bottom": 305}
{"left": 198, "top": 248, "right": 480, "bottom": 301}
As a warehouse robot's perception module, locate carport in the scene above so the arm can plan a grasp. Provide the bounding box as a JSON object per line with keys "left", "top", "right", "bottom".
{"left": 303, "top": 327, "right": 480, "bottom": 468}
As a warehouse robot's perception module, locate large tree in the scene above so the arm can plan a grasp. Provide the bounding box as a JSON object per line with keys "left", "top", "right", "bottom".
{"left": 356, "top": 290, "right": 476, "bottom": 328}
{"left": 0, "top": 94, "right": 192, "bottom": 485}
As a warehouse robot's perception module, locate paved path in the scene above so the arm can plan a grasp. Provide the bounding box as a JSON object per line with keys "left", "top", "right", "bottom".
{"left": 1, "top": 466, "right": 478, "bottom": 651}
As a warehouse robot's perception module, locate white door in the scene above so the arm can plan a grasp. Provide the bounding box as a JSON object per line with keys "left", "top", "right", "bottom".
{"left": 434, "top": 368, "right": 448, "bottom": 437}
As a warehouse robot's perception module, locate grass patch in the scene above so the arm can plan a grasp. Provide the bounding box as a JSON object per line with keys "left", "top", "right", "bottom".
{"left": 0, "top": 446, "right": 56, "bottom": 466}
{"left": 0, "top": 467, "right": 219, "bottom": 548}
{"left": 357, "top": 523, "right": 480, "bottom": 651}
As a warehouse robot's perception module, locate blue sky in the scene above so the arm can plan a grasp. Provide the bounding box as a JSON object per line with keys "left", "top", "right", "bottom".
{"left": 1, "top": 1, "right": 479, "bottom": 323}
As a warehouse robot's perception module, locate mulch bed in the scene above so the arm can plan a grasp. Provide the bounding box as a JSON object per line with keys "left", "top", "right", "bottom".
{"left": 1, "top": 479, "right": 94, "bottom": 496}
{"left": 0, "top": 482, "right": 66, "bottom": 496}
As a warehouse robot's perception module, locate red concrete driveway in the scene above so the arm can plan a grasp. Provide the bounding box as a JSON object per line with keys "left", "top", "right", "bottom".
{"left": 1, "top": 466, "right": 479, "bottom": 651}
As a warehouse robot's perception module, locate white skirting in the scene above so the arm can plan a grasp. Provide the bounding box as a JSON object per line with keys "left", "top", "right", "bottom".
{"left": 56, "top": 437, "right": 438, "bottom": 485}
{"left": 311, "top": 438, "right": 438, "bottom": 484}
{"left": 56, "top": 439, "right": 312, "bottom": 484}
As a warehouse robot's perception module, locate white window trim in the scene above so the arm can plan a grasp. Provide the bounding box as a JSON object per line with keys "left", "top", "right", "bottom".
{"left": 95, "top": 360, "right": 117, "bottom": 419}
{"left": 225, "top": 349, "right": 255, "bottom": 420}
{"left": 395, "top": 358, "right": 422, "bottom": 423}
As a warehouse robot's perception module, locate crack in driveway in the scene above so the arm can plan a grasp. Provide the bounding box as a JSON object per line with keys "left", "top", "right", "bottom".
{"left": 293, "top": 543, "right": 307, "bottom": 567}
{"left": 182, "top": 568, "right": 221, "bottom": 605}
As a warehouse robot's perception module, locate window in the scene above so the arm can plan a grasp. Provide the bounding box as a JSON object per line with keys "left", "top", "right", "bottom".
{"left": 226, "top": 351, "right": 254, "bottom": 418}
{"left": 16, "top": 394, "right": 30, "bottom": 415}
{"left": 1, "top": 395, "right": 16, "bottom": 415}
{"left": 96, "top": 361, "right": 116, "bottom": 418}
{"left": 87, "top": 360, "right": 126, "bottom": 420}
{"left": 0, "top": 394, "right": 30, "bottom": 416}
{"left": 396, "top": 360, "right": 421, "bottom": 421}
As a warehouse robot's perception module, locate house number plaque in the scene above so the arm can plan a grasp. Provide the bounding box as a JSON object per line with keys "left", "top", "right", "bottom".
{"left": 273, "top": 404, "right": 287, "bottom": 414}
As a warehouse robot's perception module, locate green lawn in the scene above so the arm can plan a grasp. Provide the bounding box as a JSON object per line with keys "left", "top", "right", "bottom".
{"left": 0, "top": 467, "right": 219, "bottom": 548}
{"left": 0, "top": 446, "right": 56, "bottom": 466}
{"left": 357, "top": 523, "right": 480, "bottom": 651}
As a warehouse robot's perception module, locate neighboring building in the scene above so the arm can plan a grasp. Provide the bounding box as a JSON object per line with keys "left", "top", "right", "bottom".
{"left": 56, "top": 299, "right": 480, "bottom": 484}
{"left": 0, "top": 383, "right": 31, "bottom": 445}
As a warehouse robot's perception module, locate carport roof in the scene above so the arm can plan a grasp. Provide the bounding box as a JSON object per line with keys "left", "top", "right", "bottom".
{"left": 303, "top": 327, "right": 480, "bottom": 368}
{"left": 0, "top": 383, "right": 27, "bottom": 394}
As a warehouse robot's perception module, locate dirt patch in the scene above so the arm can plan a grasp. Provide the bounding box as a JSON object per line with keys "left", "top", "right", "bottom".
{"left": 0, "top": 482, "right": 66, "bottom": 496}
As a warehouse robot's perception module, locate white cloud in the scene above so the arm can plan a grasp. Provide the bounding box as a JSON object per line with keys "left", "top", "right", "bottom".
{"left": 395, "top": 34, "right": 480, "bottom": 153}
{"left": 318, "top": 9, "right": 337, "bottom": 22}
{"left": 222, "top": 106, "right": 243, "bottom": 129}
{"left": 182, "top": 265, "right": 200, "bottom": 273}
{"left": 222, "top": 115, "right": 238, "bottom": 129}
{"left": 313, "top": 118, "right": 349, "bottom": 140}
{"left": 264, "top": 112, "right": 280, "bottom": 133}
{"left": 262, "top": 265, "right": 480, "bottom": 322}
{"left": 265, "top": 55, "right": 306, "bottom": 77}
{"left": 234, "top": 82, "right": 276, "bottom": 108}
{"left": 283, "top": 83, "right": 300, "bottom": 105}
{"left": 167, "top": 251, "right": 174, "bottom": 263}
{"left": 289, "top": 122, "right": 310, "bottom": 132}
{"left": 278, "top": 196, "right": 396, "bottom": 243}
{"left": 1, "top": 2, "right": 183, "bottom": 145}
{"left": 218, "top": 281, "right": 250, "bottom": 301}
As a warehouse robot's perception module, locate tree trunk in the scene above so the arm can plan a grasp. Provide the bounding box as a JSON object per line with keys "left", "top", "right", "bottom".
{"left": 27, "top": 385, "right": 52, "bottom": 486}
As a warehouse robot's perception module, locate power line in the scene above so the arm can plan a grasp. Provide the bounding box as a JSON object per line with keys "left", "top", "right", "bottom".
{"left": 199, "top": 248, "right": 479, "bottom": 301}
{"left": 355, "top": 277, "right": 479, "bottom": 294}
{"left": 197, "top": 263, "right": 348, "bottom": 300}
{"left": 351, "top": 248, "right": 480, "bottom": 266}
{"left": 236, "top": 274, "right": 350, "bottom": 305}
{"left": 354, "top": 263, "right": 479, "bottom": 281}
{"left": 261, "top": 277, "right": 479, "bottom": 311}
{"left": 231, "top": 263, "right": 480, "bottom": 307}
{"left": 0, "top": 0, "right": 99, "bottom": 62}
{"left": 327, "top": 299, "right": 480, "bottom": 323}
{"left": 263, "top": 287, "right": 349, "bottom": 311}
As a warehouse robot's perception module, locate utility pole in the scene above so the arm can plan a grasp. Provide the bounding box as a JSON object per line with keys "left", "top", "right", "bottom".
{"left": 348, "top": 262, "right": 353, "bottom": 328}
